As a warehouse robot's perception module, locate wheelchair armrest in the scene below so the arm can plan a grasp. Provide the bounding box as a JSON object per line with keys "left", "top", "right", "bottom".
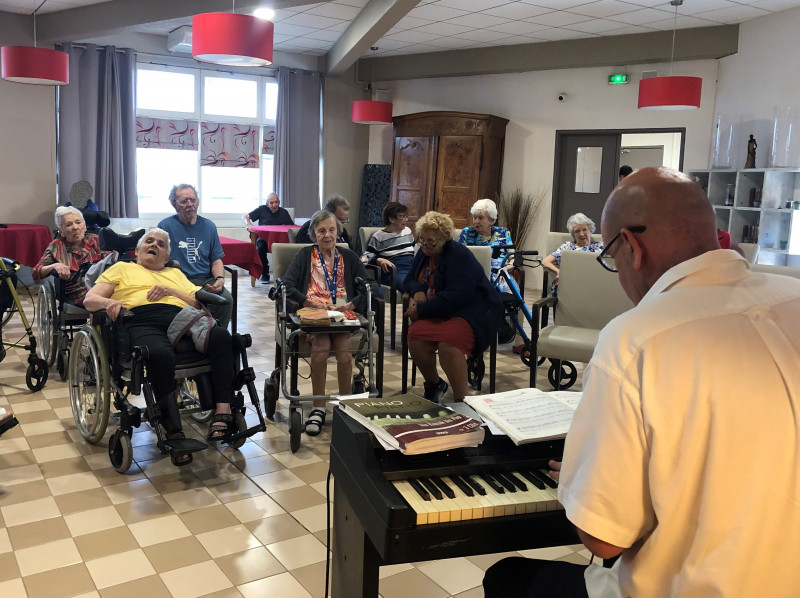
{"left": 195, "top": 289, "right": 229, "bottom": 305}
{"left": 89, "top": 308, "right": 133, "bottom": 326}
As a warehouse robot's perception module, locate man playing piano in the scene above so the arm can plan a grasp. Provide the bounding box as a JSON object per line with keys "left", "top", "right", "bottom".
{"left": 485, "top": 167, "right": 800, "bottom": 597}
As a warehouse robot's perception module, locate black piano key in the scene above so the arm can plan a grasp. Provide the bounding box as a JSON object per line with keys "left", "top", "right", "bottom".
{"left": 492, "top": 472, "right": 517, "bottom": 493}
{"left": 463, "top": 474, "right": 487, "bottom": 496}
{"left": 531, "top": 469, "right": 558, "bottom": 489}
{"left": 520, "top": 470, "right": 546, "bottom": 489}
{"left": 408, "top": 478, "right": 431, "bottom": 501}
{"left": 449, "top": 474, "right": 474, "bottom": 497}
{"left": 430, "top": 476, "right": 456, "bottom": 499}
{"left": 419, "top": 477, "right": 443, "bottom": 500}
{"left": 505, "top": 472, "right": 527, "bottom": 491}
{"left": 480, "top": 473, "right": 505, "bottom": 494}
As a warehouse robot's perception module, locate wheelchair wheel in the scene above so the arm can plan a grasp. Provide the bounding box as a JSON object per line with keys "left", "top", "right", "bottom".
{"left": 497, "top": 314, "right": 516, "bottom": 344}
{"left": 227, "top": 410, "right": 248, "bottom": 450}
{"left": 264, "top": 369, "right": 280, "bottom": 419}
{"left": 179, "top": 379, "right": 213, "bottom": 424}
{"left": 466, "top": 356, "right": 485, "bottom": 390}
{"left": 69, "top": 327, "right": 110, "bottom": 443}
{"left": 289, "top": 409, "right": 302, "bottom": 453}
{"left": 56, "top": 350, "right": 68, "bottom": 381}
{"left": 26, "top": 357, "right": 48, "bottom": 391}
{"left": 36, "top": 281, "right": 58, "bottom": 367}
{"left": 108, "top": 429, "right": 133, "bottom": 473}
{"left": 547, "top": 361, "right": 577, "bottom": 390}
{"left": 519, "top": 342, "right": 532, "bottom": 367}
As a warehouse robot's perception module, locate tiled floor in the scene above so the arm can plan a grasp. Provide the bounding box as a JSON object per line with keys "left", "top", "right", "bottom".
{"left": 0, "top": 277, "right": 589, "bottom": 598}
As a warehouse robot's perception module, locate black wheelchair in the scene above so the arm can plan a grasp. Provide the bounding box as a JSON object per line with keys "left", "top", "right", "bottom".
{"left": 69, "top": 290, "right": 267, "bottom": 472}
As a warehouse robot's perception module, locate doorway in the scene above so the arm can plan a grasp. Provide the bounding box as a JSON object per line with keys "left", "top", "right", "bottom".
{"left": 552, "top": 128, "right": 686, "bottom": 232}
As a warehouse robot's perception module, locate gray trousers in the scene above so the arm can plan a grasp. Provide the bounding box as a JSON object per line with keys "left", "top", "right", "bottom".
{"left": 189, "top": 277, "right": 233, "bottom": 330}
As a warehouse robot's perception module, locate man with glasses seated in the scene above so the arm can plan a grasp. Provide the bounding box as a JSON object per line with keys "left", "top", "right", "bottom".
{"left": 296, "top": 193, "right": 353, "bottom": 248}
{"left": 361, "top": 202, "right": 415, "bottom": 287}
{"left": 158, "top": 184, "right": 233, "bottom": 328}
{"left": 484, "top": 167, "right": 800, "bottom": 597}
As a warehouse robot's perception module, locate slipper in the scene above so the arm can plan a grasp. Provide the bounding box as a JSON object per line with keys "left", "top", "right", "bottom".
{"left": 207, "top": 413, "right": 233, "bottom": 442}
{"left": 0, "top": 409, "right": 18, "bottom": 438}
{"left": 165, "top": 431, "right": 193, "bottom": 466}
{"left": 304, "top": 408, "right": 326, "bottom": 436}
{"left": 512, "top": 343, "right": 525, "bottom": 354}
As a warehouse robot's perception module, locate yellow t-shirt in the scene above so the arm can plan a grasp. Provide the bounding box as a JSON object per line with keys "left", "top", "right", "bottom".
{"left": 96, "top": 262, "right": 200, "bottom": 310}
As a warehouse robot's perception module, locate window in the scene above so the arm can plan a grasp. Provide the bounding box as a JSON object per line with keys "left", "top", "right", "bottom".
{"left": 135, "top": 63, "right": 277, "bottom": 221}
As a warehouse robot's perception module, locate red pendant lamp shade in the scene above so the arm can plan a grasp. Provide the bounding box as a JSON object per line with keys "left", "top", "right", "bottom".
{"left": 192, "top": 13, "right": 273, "bottom": 67}
{"left": 352, "top": 100, "right": 392, "bottom": 125}
{"left": 638, "top": 76, "right": 701, "bottom": 110}
{"left": 1, "top": 46, "right": 68, "bottom": 85}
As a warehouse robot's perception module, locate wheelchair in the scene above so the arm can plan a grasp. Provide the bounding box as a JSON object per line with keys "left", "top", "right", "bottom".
{"left": 264, "top": 277, "right": 383, "bottom": 453}
{"left": 36, "top": 226, "right": 146, "bottom": 381}
{"left": 69, "top": 292, "right": 267, "bottom": 472}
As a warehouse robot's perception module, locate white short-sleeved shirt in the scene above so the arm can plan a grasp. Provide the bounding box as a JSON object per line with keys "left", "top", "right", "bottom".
{"left": 559, "top": 249, "right": 800, "bottom": 598}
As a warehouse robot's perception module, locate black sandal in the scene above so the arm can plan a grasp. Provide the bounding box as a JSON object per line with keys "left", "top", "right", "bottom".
{"left": 207, "top": 413, "right": 233, "bottom": 442}
{"left": 165, "top": 431, "right": 193, "bottom": 466}
{"left": 0, "top": 410, "right": 18, "bottom": 438}
{"left": 304, "top": 408, "right": 326, "bottom": 436}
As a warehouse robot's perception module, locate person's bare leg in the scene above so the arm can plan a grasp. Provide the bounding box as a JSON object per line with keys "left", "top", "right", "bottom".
{"left": 438, "top": 342, "right": 469, "bottom": 401}
{"left": 310, "top": 334, "right": 331, "bottom": 408}
{"left": 332, "top": 333, "right": 353, "bottom": 395}
{"left": 408, "top": 338, "right": 440, "bottom": 383}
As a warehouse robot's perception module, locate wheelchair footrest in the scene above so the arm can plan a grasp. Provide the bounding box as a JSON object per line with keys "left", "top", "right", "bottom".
{"left": 164, "top": 438, "right": 207, "bottom": 454}
{"left": 228, "top": 423, "right": 265, "bottom": 445}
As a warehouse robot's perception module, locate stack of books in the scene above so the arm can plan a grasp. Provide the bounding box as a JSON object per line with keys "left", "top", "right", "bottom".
{"left": 338, "top": 394, "right": 485, "bottom": 454}
{"left": 295, "top": 308, "right": 361, "bottom": 326}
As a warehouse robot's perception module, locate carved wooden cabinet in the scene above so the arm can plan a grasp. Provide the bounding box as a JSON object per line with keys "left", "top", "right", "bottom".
{"left": 390, "top": 111, "right": 508, "bottom": 229}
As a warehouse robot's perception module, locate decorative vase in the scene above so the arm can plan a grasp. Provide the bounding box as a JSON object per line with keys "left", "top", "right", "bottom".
{"left": 710, "top": 113, "right": 734, "bottom": 169}
{"left": 769, "top": 105, "right": 800, "bottom": 168}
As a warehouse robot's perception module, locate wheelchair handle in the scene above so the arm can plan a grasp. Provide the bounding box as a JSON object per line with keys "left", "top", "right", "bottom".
{"left": 491, "top": 244, "right": 516, "bottom": 259}
{"left": 195, "top": 289, "right": 229, "bottom": 305}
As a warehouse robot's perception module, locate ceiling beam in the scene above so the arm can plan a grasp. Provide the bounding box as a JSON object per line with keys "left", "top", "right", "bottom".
{"left": 358, "top": 25, "right": 739, "bottom": 82}
{"left": 36, "top": 0, "right": 316, "bottom": 44}
{"left": 326, "top": 0, "right": 418, "bottom": 76}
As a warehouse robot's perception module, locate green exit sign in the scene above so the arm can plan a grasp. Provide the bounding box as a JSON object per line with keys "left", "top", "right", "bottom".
{"left": 608, "top": 73, "right": 629, "bottom": 85}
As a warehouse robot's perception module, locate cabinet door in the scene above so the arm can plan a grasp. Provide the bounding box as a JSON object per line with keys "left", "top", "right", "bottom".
{"left": 391, "top": 136, "right": 437, "bottom": 226}
{"left": 435, "top": 136, "right": 482, "bottom": 229}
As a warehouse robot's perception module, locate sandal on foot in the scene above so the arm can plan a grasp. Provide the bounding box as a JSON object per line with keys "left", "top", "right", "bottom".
{"left": 207, "top": 413, "right": 233, "bottom": 442}
{"left": 304, "top": 408, "right": 326, "bottom": 437}
{"left": 165, "top": 431, "right": 193, "bottom": 466}
{"left": 0, "top": 409, "right": 19, "bottom": 438}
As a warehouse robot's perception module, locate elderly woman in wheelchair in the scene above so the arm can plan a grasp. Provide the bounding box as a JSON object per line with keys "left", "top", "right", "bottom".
{"left": 83, "top": 227, "right": 249, "bottom": 466}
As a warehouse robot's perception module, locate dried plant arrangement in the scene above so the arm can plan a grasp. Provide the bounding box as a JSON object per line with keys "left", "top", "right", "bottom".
{"left": 497, "top": 187, "right": 547, "bottom": 248}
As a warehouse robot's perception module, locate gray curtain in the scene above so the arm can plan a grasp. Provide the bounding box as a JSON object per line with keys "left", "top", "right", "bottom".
{"left": 58, "top": 43, "right": 137, "bottom": 218}
{"left": 274, "top": 67, "right": 322, "bottom": 219}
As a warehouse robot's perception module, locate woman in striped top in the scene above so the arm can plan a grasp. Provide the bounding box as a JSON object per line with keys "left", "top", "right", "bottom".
{"left": 362, "top": 202, "right": 415, "bottom": 287}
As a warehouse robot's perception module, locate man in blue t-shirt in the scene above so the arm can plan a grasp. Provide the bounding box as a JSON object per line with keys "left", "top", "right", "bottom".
{"left": 241, "top": 192, "right": 294, "bottom": 283}
{"left": 158, "top": 184, "right": 233, "bottom": 327}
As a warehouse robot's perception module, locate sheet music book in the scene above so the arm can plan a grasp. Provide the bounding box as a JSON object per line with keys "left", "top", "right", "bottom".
{"left": 465, "top": 389, "right": 582, "bottom": 445}
{"left": 339, "top": 394, "right": 485, "bottom": 455}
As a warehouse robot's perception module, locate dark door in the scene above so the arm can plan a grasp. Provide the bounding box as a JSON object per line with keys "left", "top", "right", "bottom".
{"left": 552, "top": 133, "right": 620, "bottom": 232}
{"left": 390, "top": 136, "right": 437, "bottom": 227}
{"left": 435, "top": 135, "right": 482, "bottom": 229}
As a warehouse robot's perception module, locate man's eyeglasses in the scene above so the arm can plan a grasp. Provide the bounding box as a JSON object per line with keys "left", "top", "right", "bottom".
{"left": 177, "top": 197, "right": 199, "bottom": 206}
{"left": 416, "top": 237, "right": 441, "bottom": 249}
{"left": 596, "top": 225, "right": 646, "bottom": 272}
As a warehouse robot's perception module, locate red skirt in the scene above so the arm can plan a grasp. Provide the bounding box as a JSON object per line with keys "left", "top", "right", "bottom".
{"left": 407, "top": 317, "right": 475, "bottom": 356}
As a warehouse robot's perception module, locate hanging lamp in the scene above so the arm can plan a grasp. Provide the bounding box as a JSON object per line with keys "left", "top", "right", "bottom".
{"left": 1, "top": 2, "right": 69, "bottom": 86}
{"left": 352, "top": 47, "right": 393, "bottom": 125}
{"left": 637, "top": 0, "right": 701, "bottom": 110}
{"left": 192, "top": 1, "right": 273, "bottom": 67}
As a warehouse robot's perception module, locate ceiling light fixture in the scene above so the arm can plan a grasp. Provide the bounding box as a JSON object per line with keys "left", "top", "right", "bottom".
{"left": 192, "top": 1, "right": 273, "bottom": 67}
{"left": 1, "top": 1, "right": 69, "bottom": 86}
{"left": 352, "top": 47, "right": 392, "bottom": 125}
{"left": 637, "top": 0, "right": 701, "bottom": 110}
{"left": 253, "top": 8, "right": 275, "bottom": 20}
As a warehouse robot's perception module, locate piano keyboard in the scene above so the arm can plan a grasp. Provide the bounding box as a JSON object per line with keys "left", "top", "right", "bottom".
{"left": 392, "top": 470, "right": 562, "bottom": 525}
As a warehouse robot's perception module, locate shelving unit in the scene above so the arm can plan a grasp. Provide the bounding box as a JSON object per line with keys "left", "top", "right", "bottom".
{"left": 688, "top": 168, "right": 800, "bottom": 266}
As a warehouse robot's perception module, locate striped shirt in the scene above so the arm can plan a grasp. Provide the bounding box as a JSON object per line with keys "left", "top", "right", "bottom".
{"left": 362, "top": 227, "right": 415, "bottom": 264}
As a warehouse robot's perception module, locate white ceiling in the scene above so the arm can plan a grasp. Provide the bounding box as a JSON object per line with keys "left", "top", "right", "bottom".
{"left": 1, "top": 0, "right": 798, "bottom": 58}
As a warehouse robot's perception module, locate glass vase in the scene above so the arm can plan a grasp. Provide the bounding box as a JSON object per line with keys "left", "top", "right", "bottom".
{"left": 769, "top": 105, "right": 800, "bottom": 168}
{"left": 710, "top": 113, "right": 734, "bottom": 169}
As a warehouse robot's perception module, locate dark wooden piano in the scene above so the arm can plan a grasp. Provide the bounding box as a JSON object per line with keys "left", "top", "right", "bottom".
{"left": 330, "top": 408, "right": 579, "bottom": 597}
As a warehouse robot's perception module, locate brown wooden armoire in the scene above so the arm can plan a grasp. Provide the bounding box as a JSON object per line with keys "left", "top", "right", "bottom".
{"left": 389, "top": 111, "right": 508, "bottom": 229}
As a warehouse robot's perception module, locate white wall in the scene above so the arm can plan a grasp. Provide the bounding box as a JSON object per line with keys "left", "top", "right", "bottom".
{"left": 369, "top": 59, "right": 717, "bottom": 286}
{"left": 715, "top": 7, "right": 800, "bottom": 170}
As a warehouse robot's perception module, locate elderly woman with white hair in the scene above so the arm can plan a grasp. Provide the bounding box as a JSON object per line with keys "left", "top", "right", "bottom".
{"left": 458, "top": 198, "right": 514, "bottom": 271}
{"left": 33, "top": 206, "right": 114, "bottom": 306}
{"left": 541, "top": 212, "right": 604, "bottom": 296}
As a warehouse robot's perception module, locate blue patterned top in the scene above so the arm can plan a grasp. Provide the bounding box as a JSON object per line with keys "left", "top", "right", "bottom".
{"left": 550, "top": 241, "right": 604, "bottom": 266}
{"left": 459, "top": 225, "right": 513, "bottom": 270}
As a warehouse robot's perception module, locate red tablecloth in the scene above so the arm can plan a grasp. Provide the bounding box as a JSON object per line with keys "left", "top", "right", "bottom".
{"left": 220, "top": 237, "right": 262, "bottom": 279}
{"left": 248, "top": 225, "right": 301, "bottom": 251}
{"left": 0, "top": 223, "right": 53, "bottom": 267}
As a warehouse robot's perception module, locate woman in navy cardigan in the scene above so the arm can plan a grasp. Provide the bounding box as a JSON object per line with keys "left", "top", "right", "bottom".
{"left": 404, "top": 211, "right": 502, "bottom": 402}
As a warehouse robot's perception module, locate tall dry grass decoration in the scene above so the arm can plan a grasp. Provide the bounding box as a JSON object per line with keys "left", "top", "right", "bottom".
{"left": 497, "top": 187, "right": 547, "bottom": 248}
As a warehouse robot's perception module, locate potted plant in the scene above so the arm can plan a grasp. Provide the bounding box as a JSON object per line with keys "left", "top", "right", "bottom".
{"left": 497, "top": 187, "right": 547, "bottom": 249}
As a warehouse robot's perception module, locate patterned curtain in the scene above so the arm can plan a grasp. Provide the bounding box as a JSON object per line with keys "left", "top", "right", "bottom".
{"left": 200, "top": 122, "right": 259, "bottom": 168}
{"left": 136, "top": 117, "right": 198, "bottom": 150}
{"left": 262, "top": 125, "right": 275, "bottom": 155}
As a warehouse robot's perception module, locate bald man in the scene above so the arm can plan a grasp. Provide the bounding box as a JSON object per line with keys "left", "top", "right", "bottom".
{"left": 484, "top": 167, "right": 800, "bottom": 597}
{"left": 242, "top": 193, "right": 294, "bottom": 283}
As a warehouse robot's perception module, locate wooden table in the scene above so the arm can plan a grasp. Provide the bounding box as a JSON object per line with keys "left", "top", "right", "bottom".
{"left": 247, "top": 225, "right": 301, "bottom": 286}
{"left": 0, "top": 223, "right": 53, "bottom": 267}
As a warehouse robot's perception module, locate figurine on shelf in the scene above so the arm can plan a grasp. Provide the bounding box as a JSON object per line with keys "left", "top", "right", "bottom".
{"left": 745, "top": 134, "right": 757, "bottom": 169}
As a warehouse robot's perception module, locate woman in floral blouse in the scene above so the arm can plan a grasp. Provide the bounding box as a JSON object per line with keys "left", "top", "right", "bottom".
{"left": 541, "top": 212, "right": 604, "bottom": 297}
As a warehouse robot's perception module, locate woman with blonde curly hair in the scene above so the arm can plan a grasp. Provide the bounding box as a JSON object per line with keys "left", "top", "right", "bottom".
{"left": 404, "top": 211, "right": 502, "bottom": 403}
